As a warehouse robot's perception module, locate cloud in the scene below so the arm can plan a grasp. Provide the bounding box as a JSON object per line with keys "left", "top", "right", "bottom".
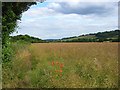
{"left": 46, "top": 0, "right": 119, "bottom": 2}
{"left": 11, "top": 2, "right": 118, "bottom": 39}
{"left": 48, "top": 2, "right": 117, "bottom": 16}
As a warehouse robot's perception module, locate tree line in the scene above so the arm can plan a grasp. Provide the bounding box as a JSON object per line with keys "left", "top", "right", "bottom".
{"left": 10, "top": 35, "right": 46, "bottom": 43}
{"left": 61, "top": 30, "right": 120, "bottom": 42}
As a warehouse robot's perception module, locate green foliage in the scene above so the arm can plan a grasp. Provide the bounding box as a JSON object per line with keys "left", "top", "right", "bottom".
{"left": 61, "top": 30, "right": 120, "bottom": 42}
{"left": 2, "top": 2, "right": 36, "bottom": 62}
{"left": 2, "top": 41, "right": 31, "bottom": 88}
{"left": 2, "top": 41, "right": 13, "bottom": 62}
{"left": 96, "top": 30, "right": 119, "bottom": 39}
{"left": 10, "top": 34, "right": 46, "bottom": 43}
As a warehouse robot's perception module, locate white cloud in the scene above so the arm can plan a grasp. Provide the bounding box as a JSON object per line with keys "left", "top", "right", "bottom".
{"left": 12, "top": 2, "right": 118, "bottom": 39}
{"left": 48, "top": 2, "right": 117, "bottom": 16}
{"left": 46, "top": 0, "right": 119, "bottom": 2}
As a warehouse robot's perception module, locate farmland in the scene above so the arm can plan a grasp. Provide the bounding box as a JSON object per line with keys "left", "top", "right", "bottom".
{"left": 2, "top": 42, "right": 118, "bottom": 88}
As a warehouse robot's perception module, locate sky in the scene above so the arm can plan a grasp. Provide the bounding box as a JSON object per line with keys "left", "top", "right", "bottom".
{"left": 12, "top": 0, "right": 118, "bottom": 39}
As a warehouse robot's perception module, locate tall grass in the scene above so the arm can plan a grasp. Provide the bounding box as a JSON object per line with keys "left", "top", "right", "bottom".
{"left": 2, "top": 41, "right": 31, "bottom": 88}
{"left": 3, "top": 42, "right": 118, "bottom": 88}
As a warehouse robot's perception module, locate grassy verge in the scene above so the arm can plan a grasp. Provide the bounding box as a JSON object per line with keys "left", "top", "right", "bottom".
{"left": 2, "top": 41, "right": 31, "bottom": 88}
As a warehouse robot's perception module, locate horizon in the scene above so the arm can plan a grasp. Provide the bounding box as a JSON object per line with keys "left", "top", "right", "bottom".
{"left": 11, "top": 1, "right": 118, "bottom": 39}
{"left": 11, "top": 29, "right": 118, "bottom": 40}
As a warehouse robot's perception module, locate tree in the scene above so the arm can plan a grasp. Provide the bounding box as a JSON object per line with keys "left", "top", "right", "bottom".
{"left": 2, "top": 2, "right": 36, "bottom": 62}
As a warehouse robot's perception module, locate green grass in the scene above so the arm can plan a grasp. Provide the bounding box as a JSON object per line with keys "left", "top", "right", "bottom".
{"left": 2, "top": 42, "right": 118, "bottom": 88}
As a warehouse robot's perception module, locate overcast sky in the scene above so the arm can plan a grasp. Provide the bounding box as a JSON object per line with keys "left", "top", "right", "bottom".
{"left": 12, "top": 0, "right": 118, "bottom": 39}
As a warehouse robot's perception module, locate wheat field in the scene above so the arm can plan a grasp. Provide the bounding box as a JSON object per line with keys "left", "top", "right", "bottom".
{"left": 3, "top": 42, "right": 118, "bottom": 88}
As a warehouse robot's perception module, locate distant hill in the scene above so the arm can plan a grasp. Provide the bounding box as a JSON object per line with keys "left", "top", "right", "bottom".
{"left": 45, "top": 39, "right": 60, "bottom": 42}
{"left": 11, "top": 30, "right": 120, "bottom": 43}
{"left": 10, "top": 35, "right": 46, "bottom": 43}
{"left": 60, "top": 30, "right": 120, "bottom": 42}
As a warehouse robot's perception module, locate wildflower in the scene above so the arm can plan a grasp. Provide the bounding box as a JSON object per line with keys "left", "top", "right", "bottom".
{"left": 52, "top": 61, "right": 54, "bottom": 66}
{"left": 60, "top": 69, "right": 62, "bottom": 73}
{"left": 60, "top": 74, "right": 62, "bottom": 76}
{"left": 56, "top": 61, "right": 59, "bottom": 65}
{"left": 60, "top": 63, "right": 64, "bottom": 68}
